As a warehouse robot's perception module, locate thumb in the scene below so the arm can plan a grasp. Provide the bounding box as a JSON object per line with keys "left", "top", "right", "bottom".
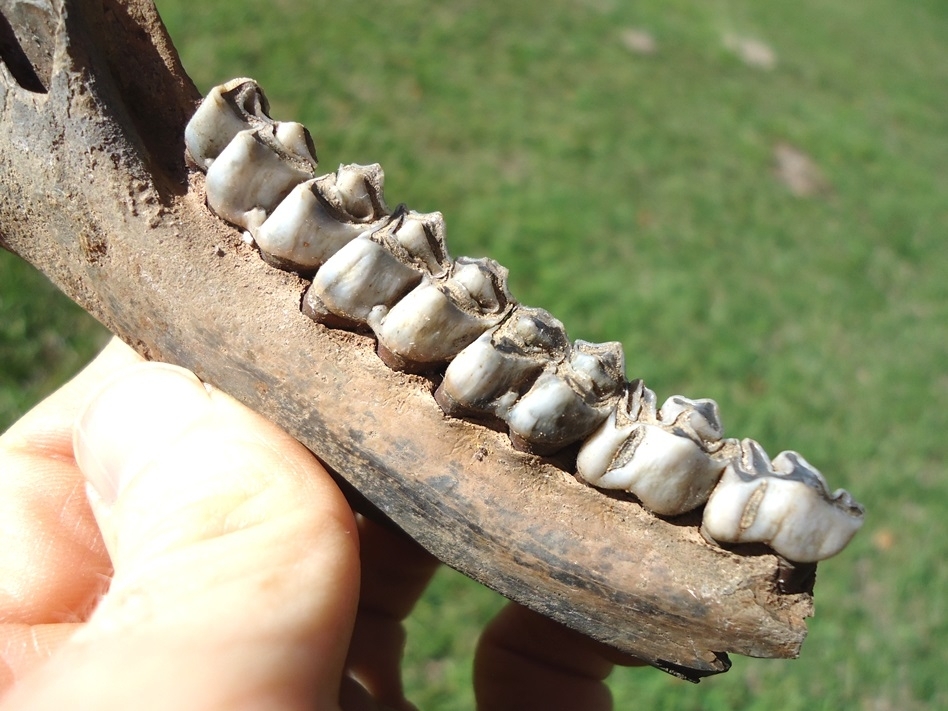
{"left": 10, "top": 360, "right": 360, "bottom": 711}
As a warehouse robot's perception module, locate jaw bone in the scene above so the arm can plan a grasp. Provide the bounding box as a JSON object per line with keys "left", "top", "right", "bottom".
{"left": 185, "top": 75, "right": 866, "bottom": 563}
{"left": 701, "top": 439, "right": 865, "bottom": 562}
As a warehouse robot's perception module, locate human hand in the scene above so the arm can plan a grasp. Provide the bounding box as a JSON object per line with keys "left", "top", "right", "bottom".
{"left": 0, "top": 338, "right": 640, "bottom": 710}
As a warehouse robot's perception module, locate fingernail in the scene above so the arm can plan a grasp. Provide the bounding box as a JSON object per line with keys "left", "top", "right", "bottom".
{"left": 73, "top": 362, "right": 213, "bottom": 504}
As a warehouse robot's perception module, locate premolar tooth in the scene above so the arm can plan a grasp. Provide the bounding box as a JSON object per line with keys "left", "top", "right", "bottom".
{"left": 701, "top": 439, "right": 865, "bottom": 562}
{"left": 434, "top": 306, "right": 570, "bottom": 423}
{"left": 370, "top": 256, "right": 514, "bottom": 372}
{"left": 577, "top": 382, "right": 733, "bottom": 515}
{"left": 185, "top": 78, "right": 273, "bottom": 170}
{"left": 253, "top": 163, "right": 389, "bottom": 272}
{"left": 303, "top": 207, "right": 450, "bottom": 328}
{"left": 506, "top": 339, "right": 625, "bottom": 455}
{"left": 204, "top": 126, "right": 317, "bottom": 234}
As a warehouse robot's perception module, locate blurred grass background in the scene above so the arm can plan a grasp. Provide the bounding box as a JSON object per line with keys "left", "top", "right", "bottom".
{"left": 2, "top": 0, "right": 946, "bottom": 708}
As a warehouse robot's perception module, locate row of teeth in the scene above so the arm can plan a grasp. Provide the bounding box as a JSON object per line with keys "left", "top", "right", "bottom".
{"left": 184, "top": 78, "right": 865, "bottom": 564}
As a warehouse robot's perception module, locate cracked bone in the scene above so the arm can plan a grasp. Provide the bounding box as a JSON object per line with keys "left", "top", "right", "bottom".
{"left": 701, "top": 439, "right": 865, "bottom": 562}
{"left": 506, "top": 339, "right": 625, "bottom": 455}
{"left": 370, "top": 257, "right": 513, "bottom": 372}
{"left": 577, "top": 381, "right": 733, "bottom": 515}
{"left": 434, "top": 305, "right": 571, "bottom": 424}
{"left": 253, "top": 163, "right": 390, "bottom": 272}
{"left": 204, "top": 125, "right": 317, "bottom": 234}
{"left": 303, "top": 206, "right": 450, "bottom": 327}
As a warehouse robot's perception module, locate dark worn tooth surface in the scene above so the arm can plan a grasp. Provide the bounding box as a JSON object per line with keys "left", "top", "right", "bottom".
{"left": 434, "top": 306, "right": 570, "bottom": 424}
{"left": 577, "top": 381, "right": 735, "bottom": 516}
{"left": 701, "top": 439, "right": 865, "bottom": 562}
{"left": 253, "top": 163, "right": 390, "bottom": 273}
{"left": 204, "top": 125, "right": 316, "bottom": 234}
{"left": 506, "top": 339, "right": 625, "bottom": 456}
{"left": 302, "top": 207, "right": 450, "bottom": 328}
{"left": 370, "top": 256, "right": 514, "bottom": 373}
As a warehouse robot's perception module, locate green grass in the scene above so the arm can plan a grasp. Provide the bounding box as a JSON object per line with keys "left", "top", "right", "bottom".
{"left": 3, "top": 0, "right": 947, "bottom": 707}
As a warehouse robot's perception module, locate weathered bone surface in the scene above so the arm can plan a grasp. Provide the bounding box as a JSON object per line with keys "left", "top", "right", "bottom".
{"left": 0, "top": 0, "right": 852, "bottom": 682}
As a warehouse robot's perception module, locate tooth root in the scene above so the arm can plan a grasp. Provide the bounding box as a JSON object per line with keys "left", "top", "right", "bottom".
{"left": 253, "top": 163, "right": 388, "bottom": 272}
{"left": 371, "top": 256, "right": 514, "bottom": 373}
{"left": 185, "top": 78, "right": 273, "bottom": 170}
{"left": 434, "top": 306, "right": 569, "bottom": 423}
{"left": 577, "top": 383, "right": 732, "bottom": 515}
{"left": 303, "top": 208, "right": 450, "bottom": 328}
{"left": 204, "top": 126, "right": 316, "bottom": 234}
{"left": 506, "top": 340, "right": 625, "bottom": 455}
{"left": 701, "top": 439, "right": 866, "bottom": 562}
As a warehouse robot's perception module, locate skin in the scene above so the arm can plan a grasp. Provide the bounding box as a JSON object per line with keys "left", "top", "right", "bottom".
{"left": 0, "top": 338, "right": 642, "bottom": 711}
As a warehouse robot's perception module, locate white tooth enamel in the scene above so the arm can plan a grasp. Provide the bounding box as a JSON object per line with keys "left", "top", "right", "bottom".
{"left": 659, "top": 395, "right": 724, "bottom": 442}
{"left": 435, "top": 306, "right": 569, "bottom": 421}
{"left": 370, "top": 256, "right": 512, "bottom": 371}
{"left": 185, "top": 78, "right": 272, "bottom": 170}
{"left": 577, "top": 382, "right": 730, "bottom": 515}
{"left": 701, "top": 439, "right": 865, "bottom": 562}
{"left": 303, "top": 210, "right": 449, "bottom": 326}
{"left": 253, "top": 164, "right": 388, "bottom": 271}
{"left": 273, "top": 121, "right": 318, "bottom": 167}
{"left": 204, "top": 126, "right": 315, "bottom": 233}
{"left": 506, "top": 340, "right": 625, "bottom": 455}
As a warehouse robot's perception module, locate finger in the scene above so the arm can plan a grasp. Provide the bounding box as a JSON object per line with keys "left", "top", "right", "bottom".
{"left": 2, "top": 361, "right": 360, "bottom": 711}
{"left": 344, "top": 515, "right": 440, "bottom": 711}
{"left": 0, "top": 338, "right": 140, "bottom": 626}
{"left": 473, "top": 603, "right": 647, "bottom": 711}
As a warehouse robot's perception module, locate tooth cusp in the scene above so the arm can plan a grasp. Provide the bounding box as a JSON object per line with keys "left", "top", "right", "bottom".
{"left": 506, "top": 340, "right": 625, "bottom": 455}
{"left": 701, "top": 439, "right": 865, "bottom": 562}
{"left": 303, "top": 208, "right": 450, "bottom": 328}
{"left": 254, "top": 164, "right": 390, "bottom": 272}
{"left": 434, "top": 306, "right": 569, "bottom": 423}
{"left": 370, "top": 256, "right": 514, "bottom": 372}
{"left": 577, "top": 382, "right": 731, "bottom": 515}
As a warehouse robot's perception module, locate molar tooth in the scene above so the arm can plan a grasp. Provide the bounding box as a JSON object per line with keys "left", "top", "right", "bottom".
{"left": 577, "top": 382, "right": 733, "bottom": 515}
{"left": 204, "top": 126, "right": 317, "bottom": 234}
{"left": 659, "top": 395, "right": 724, "bottom": 442}
{"left": 506, "top": 340, "right": 625, "bottom": 455}
{"left": 701, "top": 439, "right": 865, "bottom": 562}
{"left": 370, "top": 256, "right": 514, "bottom": 372}
{"left": 253, "top": 163, "right": 389, "bottom": 272}
{"left": 185, "top": 78, "right": 273, "bottom": 170}
{"left": 302, "top": 207, "right": 450, "bottom": 328}
{"left": 434, "top": 306, "right": 570, "bottom": 423}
